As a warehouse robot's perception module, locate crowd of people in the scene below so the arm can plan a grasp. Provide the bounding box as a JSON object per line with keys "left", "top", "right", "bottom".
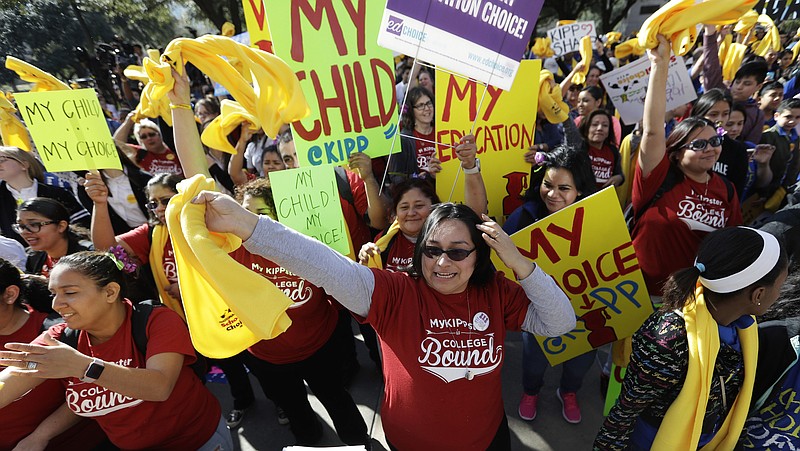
{"left": 1, "top": 7, "right": 800, "bottom": 451}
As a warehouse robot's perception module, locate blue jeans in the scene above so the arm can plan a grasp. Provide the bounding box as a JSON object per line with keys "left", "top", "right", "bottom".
{"left": 197, "top": 416, "right": 234, "bottom": 451}
{"left": 521, "top": 331, "right": 596, "bottom": 395}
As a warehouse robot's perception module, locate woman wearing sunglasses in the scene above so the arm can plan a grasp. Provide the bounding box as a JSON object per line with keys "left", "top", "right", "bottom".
{"left": 84, "top": 173, "right": 184, "bottom": 313}
{"left": 16, "top": 198, "right": 91, "bottom": 278}
{"left": 632, "top": 35, "right": 742, "bottom": 302}
{"left": 190, "top": 186, "right": 575, "bottom": 450}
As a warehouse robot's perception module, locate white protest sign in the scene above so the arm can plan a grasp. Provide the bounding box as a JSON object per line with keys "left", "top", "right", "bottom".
{"left": 600, "top": 54, "right": 697, "bottom": 126}
{"left": 547, "top": 21, "right": 596, "bottom": 57}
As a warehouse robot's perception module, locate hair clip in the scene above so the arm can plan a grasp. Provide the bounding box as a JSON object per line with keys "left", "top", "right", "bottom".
{"left": 716, "top": 126, "right": 727, "bottom": 137}
{"left": 694, "top": 262, "right": 706, "bottom": 273}
{"left": 108, "top": 245, "right": 137, "bottom": 274}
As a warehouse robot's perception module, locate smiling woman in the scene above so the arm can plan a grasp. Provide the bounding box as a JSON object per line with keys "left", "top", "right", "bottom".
{"left": 189, "top": 191, "right": 575, "bottom": 450}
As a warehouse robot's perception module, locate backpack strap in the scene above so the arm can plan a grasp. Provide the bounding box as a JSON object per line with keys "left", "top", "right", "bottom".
{"left": 633, "top": 165, "right": 683, "bottom": 224}
{"left": 130, "top": 300, "right": 159, "bottom": 356}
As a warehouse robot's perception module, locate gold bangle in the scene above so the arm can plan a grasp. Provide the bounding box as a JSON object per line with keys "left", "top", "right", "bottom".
{"left": 169, "top": 103, "right": 192, "bottom": 110}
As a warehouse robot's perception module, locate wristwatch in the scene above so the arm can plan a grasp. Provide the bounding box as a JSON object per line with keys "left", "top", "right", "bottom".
{"left": 80, "top": 358, "right": 105, "bottom": 383}
{"left": 463, "top": 158, "right": 481, "bottom": 174}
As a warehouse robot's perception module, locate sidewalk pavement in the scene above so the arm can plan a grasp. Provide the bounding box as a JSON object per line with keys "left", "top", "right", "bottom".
{"left": 207, "top": 330, "right": 606, "bottom": 451}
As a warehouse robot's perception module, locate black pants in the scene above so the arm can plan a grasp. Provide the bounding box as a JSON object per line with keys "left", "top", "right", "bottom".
{"left": 387, "top": 414, "right": 510, "bottom": 451}
{"left": 243, "top": 330, "right": 369, "bottom": 446}
{"left": 209, "top": 351, "right": 255, "bottom": 410}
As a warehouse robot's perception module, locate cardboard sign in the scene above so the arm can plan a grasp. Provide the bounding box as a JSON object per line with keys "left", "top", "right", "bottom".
{"left": 268, "top": 165, "right": 349, "bottom": 255}
{"left": 265, "top": 0, "right": 398, "bottom": 167}
{"left": 241, "top": 0, "right": 274, "bottom": 52}
{"left": 547, "top": 21, "right": 596, "bottom": 57}
{"left": 434, "top": 59, "right": 541, "bottom": 225}
{"left": 492, "top": 188, "right": 654, "bottom": 366}
{"left": 378, "top": 0, "right": 544, "bottom": 91}
{"left": 14, "top": 88, "right": 122, "bottom": 171}
{"left": 600, "top": 54, "right": 697, "bottom": 126}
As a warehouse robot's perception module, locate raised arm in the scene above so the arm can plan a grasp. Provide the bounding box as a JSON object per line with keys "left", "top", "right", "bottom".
{"left": 702, "top": 25, "right": 725, "bottom": 92}
{"left": 167, "top": 68, "right": 210, "bottom": 179}
{"left": 456, "top": 134, "right": 488, "bottom": 215}
{"left": 112, "top": 113, "right": 140, "bottom": 166}
{"left": 348, "top": 152, "right": 390, "bottom": 230}
{"left": 228, "top": 125, "right": 254, "bottom": 186}
{"left": 82, "top": 172, "right": 133, "bottom": 254}
{"left": 560, "top": 60, "right": 586, "bottom": 98}
{"left": 639, "top": 35, "right": 670, "bottom": 178}
{"left": 192, "top": 191, "right": 375, "bottom": 317}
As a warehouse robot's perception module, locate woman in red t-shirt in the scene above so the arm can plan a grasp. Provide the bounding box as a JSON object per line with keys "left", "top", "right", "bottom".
{"left": 633, "top": 35, "right": 742, "bottom": 299}
{"left": 0, "top": 258, "right": 108, "bottom": 450}
{"left": 579, "top": 109, "right": 624, "bottom": 189}
{"left": 0, "top": 251, "right": 230, "bottom": 449}
{"left": 396, "top": 87, "right": 442, "bottom": 179}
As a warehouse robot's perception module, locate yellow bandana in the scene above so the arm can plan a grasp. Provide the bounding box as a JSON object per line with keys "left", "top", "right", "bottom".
{"left": 367, "top": 220, "right": 402, "bottom": 269}
{"left": 605, "top": 32, "right": 622, "bottom": 47}
{"left": 0, "top": 92, "right": 32, "bottom": 150}
{"left": 200, "top": 100, "right": 260, "bottom": 155}
{"left": 148, "top": 223, "right": 185, "bottom": 321}
{"left": 532, "top": 37, "right": 555, "bottom": 58}
{"left": 5, "top": 56, "right": 70, "bottom": 92}
{"left": 653, "top": 285, "right": 757, "bottom": 450}
{"left": 538, "top": 70, "right": 570, "bottom": 124}
{"left": 165, "top": 175, "right": 293, "bottom": 358}
{"left": 722, "top": 43, "right": 747, "bottom": 82}
{"left": 615, "top": 38, "right": 646, "bottom": 60}
{"left": 751, "top": 15, "right": 781, "bottom": 56}
{"left": 571, "top": 36, "right": 593, "bottom": 85}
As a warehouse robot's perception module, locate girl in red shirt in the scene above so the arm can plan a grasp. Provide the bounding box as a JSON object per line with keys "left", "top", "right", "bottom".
{"left": 579, "top": 109, "right": 623, "bottom": 189}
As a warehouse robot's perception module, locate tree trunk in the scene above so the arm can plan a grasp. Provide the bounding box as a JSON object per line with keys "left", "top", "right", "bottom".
{"left": 68, "top": 0, "right": 95, "bottom": 55}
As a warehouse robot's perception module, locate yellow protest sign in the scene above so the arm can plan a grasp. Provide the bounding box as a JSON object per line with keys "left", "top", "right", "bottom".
{"left": 268, "top": 165, "right": 350, "bottom": 255}
{"left": 241, "top": 0, "right": 273, "bottom": 52}
{"left": 434, "top": 59, "right": 540, "bottom": 225}
{"left": 492, "top": 187, "right": 654, "bottom": 366}
{"left": 13, "top": 88, "right": 121, "bottom": 172}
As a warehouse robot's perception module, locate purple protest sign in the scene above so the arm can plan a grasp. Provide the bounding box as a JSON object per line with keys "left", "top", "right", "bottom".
{"left": 378, "top": 0, "right": 543, "bottom": 91}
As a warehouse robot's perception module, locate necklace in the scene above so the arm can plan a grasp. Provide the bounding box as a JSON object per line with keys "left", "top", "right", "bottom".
{"left": 432, "top": 288, "right": 474, "bottom": 380}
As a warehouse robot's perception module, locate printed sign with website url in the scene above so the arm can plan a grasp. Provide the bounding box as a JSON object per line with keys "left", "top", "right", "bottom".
{"left": 546, "top": 21, "right": 596, "bottom": 57}
{"left": 492, "top": 187, "right": 654, "bottom": 366}
{"left": 600, "top": 54, "right": 697, "bottom": 126}
{"left": 14, "top": 88, "right": 122, "bottom": 172}
{"left": 378, "top": 0, "right": 544, "bottom": 91}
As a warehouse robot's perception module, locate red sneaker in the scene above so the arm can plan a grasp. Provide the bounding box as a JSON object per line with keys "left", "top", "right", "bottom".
{"left": 518, "top": 393, "right": 538, "bottom": 421}
{"left": 557, "top": 389, "right": 581, "bottom": 424}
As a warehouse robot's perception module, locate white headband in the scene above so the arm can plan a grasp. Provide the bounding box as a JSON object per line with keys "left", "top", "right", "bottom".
{"left": 698, "top": 227, "right": 781, "bottom": 294}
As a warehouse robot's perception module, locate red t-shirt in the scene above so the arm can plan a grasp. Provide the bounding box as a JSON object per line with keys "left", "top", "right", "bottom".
{"left": 36, "top": 302, "right": 221, "bottom": 450}
{"left": 0, "top": 310, "right": 106, "bottom": 449}
{"left": 413, "top": 129, "right": 436, "bottom": 173}
{"left": 230, "top": 248, "right": 338, "bottom": 364}
{"left": 133, "top": 144, "right": 183, "bottom": 176}
{"left": 119, "top": 223, "right": 177, "bottom": 284}
{"left": 382, "top": 233, "right": 416, "bottom": 272}
{"left": 589, "top": 144, "right": 616, "bottom": 188}
{"left": 366, "top": 270, "right": 530, "bottom": 450}
{"left": 341, "top": 169, "right": 371, "bottom": 252}
{"left": 632, "top": 156, "right": 742, "bottom": 295}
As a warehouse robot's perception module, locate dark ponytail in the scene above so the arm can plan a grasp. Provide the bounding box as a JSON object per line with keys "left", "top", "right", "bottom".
{"left": 662, "top": 227, "right": 788, "bottom": 310}
{"left": 0, "top": 258, "right": 53, "bottom": 312}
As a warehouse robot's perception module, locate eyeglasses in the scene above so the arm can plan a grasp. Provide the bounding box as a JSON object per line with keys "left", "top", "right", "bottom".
{"left": 683, "top": 135, "right": 723, "bottom": 151}
{"left": 139, "top": 133, "right": 158, "bottom": 140}
{"left": 422, "top": 246, "right": 476, "bottom": 261}
{"left": 414, "top": 101, "right": 434, "bottom": 110}
{"left": 12, "top": 220, "right": 56, "bottom": 234}
{"left": 146, "top": 198, "right": 171, "bottom": 210}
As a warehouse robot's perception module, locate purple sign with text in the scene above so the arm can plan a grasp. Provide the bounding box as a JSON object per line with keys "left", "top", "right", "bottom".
{"left": 378, "top": 0, "right": 543, "bottom": 91}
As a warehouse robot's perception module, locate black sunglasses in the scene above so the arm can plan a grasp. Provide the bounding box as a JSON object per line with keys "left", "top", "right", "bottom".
{"left": 683, "top": 135, "right": 723, "bottom": 151}
{"left": 422, "top": 246, "right": 476, "bottom": 261}
{"left": 146, "top": 198, "right": 172, "bottom": 210}
{"left": 12, "top": 220, "right": 56, "bottom": 234}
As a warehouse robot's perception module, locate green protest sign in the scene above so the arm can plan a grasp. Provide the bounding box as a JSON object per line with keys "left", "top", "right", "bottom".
{"left": 14, "top": 88, "right": 122, "bottom": 171}
{"left": 265, "top": 0, "right": 398, "bottom": 167}
{"left": 268, "top": 165, "right": 350, "bottom": 255}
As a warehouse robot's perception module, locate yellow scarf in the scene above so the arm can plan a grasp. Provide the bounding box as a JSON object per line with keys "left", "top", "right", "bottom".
{"left": 201, "top": 100, "right": 259, "bottom": 155}
{"left": 605, "top": 32, "right": 622, "bottom": 47}
{"left": 148, "top": 223, "right": 185, "bottom": 321}
{"left": 722, "top": 43, "right": 747, "bottom": 82}
{"left": 751, "top": 15, "right": 781, "bottom": 56}
{"left": 571, "top": 36, "right": 593, "bottom": 85}
{"left": 165, "top": 175, "right": 292, "bottom": 358}
{"left": 221, "top": 22, "right": 235, "bottom": 37}
{"left": 653, "top": 285, "right": 758, "bottom": 450}
{"left": 734, "top": 9, "right": 758, "bottom": 34}
{"left": 5, "top": 56, "right": 70, "bottom": 92}
{"left": 532, "top": 37, "right": 555, "bottom": 58}
{"left": 0, "top": 92, "right": 31, "bottom": 150}
{"left": 141, "top": 35, "right": 309, "bottom": 137}
{"left": 538, "top": 70, "right": 570, "bottom": 124}
{"left": 638, "top": 0, "right": 757, "bottom": 56}
{"left": 367, "top": 220, "right": 401, "bottom": 269}
{"left": 124, "top": 50, "right": 173, "bottom": 126}
{"left": 615, "top": 38, "right": 646, "bottom": 60}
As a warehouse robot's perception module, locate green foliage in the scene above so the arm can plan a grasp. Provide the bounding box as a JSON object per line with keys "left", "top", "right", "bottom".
{"left": 0, "top": 0, "right": 179, "bottom": 88}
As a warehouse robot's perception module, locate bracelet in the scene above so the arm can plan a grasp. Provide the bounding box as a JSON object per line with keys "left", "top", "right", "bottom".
{"left": 169, "top": 103, "right": 192, "bottom": 110}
